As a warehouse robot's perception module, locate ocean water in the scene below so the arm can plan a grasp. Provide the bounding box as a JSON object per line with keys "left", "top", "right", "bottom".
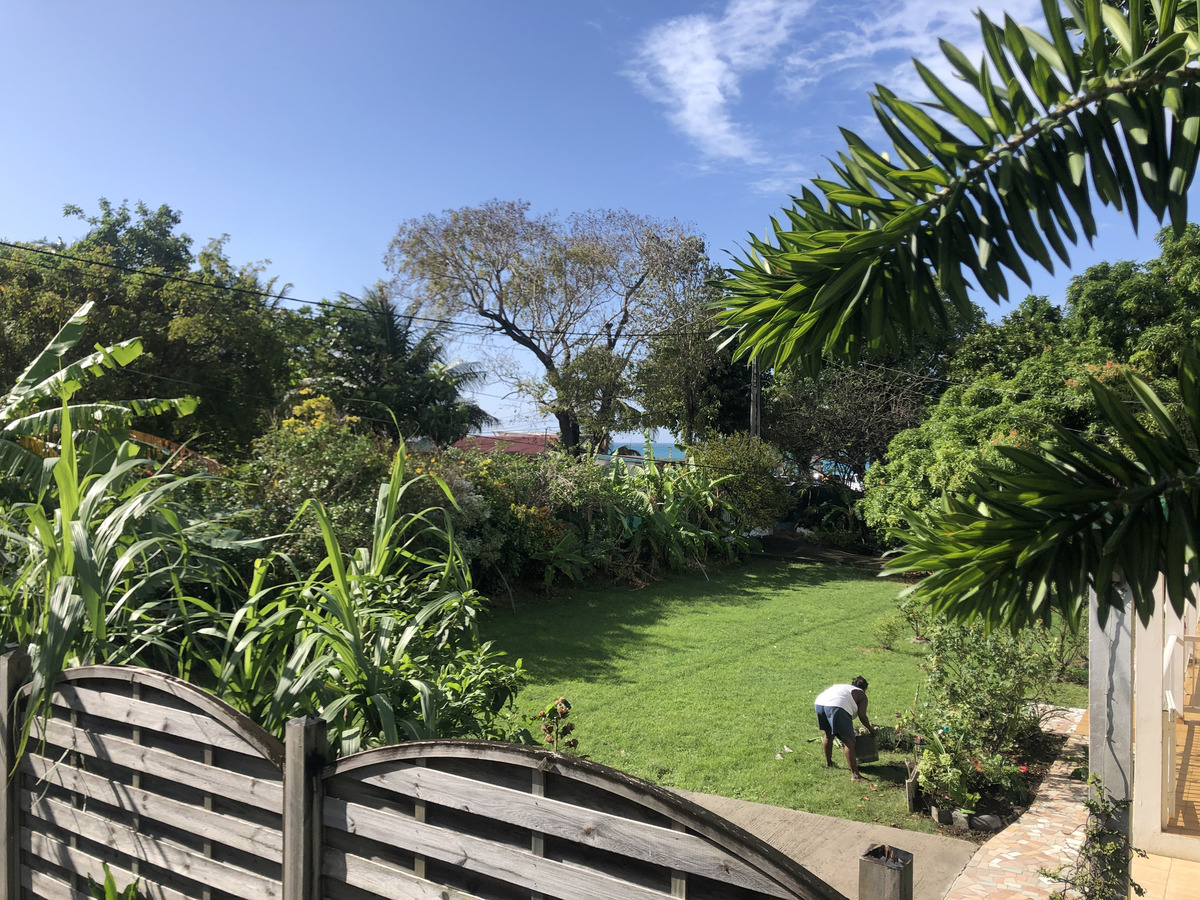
{"left": 612, "top": 441, "right": 687, "bottom": 459}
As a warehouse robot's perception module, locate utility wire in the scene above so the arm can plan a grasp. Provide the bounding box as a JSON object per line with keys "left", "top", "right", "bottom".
{"left": 1, "top": 241, "right": 1148, "bottom": 442}
{"left": 0, "top": 240, "right": 724, "bottom": 340}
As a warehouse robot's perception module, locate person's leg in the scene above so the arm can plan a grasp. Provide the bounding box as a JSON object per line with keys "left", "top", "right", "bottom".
{"left": 816, "top": 706, "right": 835, "bottom": 766}
{"left": 843, "top": 739, "right": 865, "bottom": 780}
{"left": 831, "top": 709, "right": 867, "bottom": 780}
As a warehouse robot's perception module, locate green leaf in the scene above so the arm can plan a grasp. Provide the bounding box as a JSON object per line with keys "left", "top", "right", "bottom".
{"left": 1043, "top": 0, "right": 1083, "bottom": 88}
{"left": 914, "top": 58, "right": 994, "bottom": 142}
{"left": 1101, "top": 2, "right": 1135, "bottom": 60}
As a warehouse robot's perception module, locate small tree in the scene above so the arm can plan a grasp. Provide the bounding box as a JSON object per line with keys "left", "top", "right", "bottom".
{"left": 688, "top": 432, "right": 790, "bottom": 532}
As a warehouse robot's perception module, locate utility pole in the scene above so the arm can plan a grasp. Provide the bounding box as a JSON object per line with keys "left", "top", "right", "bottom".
{"left": 749, "top": 358, "right": 761, "bottom": 437}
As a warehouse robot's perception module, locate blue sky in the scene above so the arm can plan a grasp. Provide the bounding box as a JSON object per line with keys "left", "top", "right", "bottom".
{"left": 3, "top": 1, "right": 1189, "bottom": 432}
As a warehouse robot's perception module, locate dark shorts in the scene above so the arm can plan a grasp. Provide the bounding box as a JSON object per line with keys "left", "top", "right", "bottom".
{"left": 815, "top": 705, "right": 856, "bottom": 744}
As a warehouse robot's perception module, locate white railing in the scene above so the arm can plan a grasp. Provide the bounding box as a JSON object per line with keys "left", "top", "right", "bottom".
{"left": 1164, "top": 635, "right": 1186, "bottom": 821}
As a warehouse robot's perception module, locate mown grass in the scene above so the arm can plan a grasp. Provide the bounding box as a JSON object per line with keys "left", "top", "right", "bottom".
{"left": 482, "top": 557, "right": 939, "bottom": 831}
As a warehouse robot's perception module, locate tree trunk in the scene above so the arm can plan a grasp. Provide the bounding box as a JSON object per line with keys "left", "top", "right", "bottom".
{"left": 555, "top": 409, "right": 581, "bottom": 452}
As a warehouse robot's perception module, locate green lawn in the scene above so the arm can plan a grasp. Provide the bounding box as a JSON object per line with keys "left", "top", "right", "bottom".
{"left": 481, "top": 557, "right": 939, "bottom": 831}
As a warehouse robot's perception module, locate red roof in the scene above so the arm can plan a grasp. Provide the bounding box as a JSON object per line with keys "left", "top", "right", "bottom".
{"left": 453, "top": 432, "right": 558, "bottom": 456}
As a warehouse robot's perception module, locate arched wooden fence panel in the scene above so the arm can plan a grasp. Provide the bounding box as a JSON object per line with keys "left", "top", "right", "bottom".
{"left": 1, "top": 658, "right": 286, "bottom": 900}
{"left": 0, "top": 655, "right": 846, "bottom": 900}
{"left": 321, "top": 742, "right": 844, "bottom": 900}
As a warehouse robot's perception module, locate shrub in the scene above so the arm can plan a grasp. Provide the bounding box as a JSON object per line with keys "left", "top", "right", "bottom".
{"left": 687, "top": 432, "right": 790, "bottom": 531}
{"left": 210, "top": 445, "right": 526, "bottom": 756}
{"left": 232, "top": 394, "right": 390, "bottom": 572}
{"left": 425, "top": 447, "right": 755, "bottom": 592}
{"left": 907, "top": 600, "right": 1075, "bottom": 807}
{"left": 870, "top": 612, "right": 906, "bottom": 650}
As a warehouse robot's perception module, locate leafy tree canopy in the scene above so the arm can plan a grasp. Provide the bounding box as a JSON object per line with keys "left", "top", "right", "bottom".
{"left": 766, "top": 297, "right": 984, "bottom": 485}
{"left": 862, "top": 342, "right": 1122, "bottom": 532}
{"left": 1, "top": 201, "right": 299, "bottom": 457}
{"left": 387, "top": 200, "right": 707, "bottom": 451}
{"left": 635, "top": 252, "right": 750, "bottom": 444}
{"left": 721, "top": 0, "right": 1200, "bottom": 627}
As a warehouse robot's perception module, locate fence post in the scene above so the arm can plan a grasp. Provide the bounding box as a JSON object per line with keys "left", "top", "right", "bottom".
{"left": 859, "top": 844, "right": 913, "bottom": 900}
{"left": 283, "top": 716, "right": 327, "bottom": 900}
{"left": 0, "top": 650, "right": 30, "bottom": 900}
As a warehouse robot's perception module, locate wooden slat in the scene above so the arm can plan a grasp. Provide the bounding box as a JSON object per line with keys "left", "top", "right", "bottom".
{"left": 23, "top": 794, "right": 282, "bottom": 900}
{"left": 330, "top": 742, "right": 837, "bottom": 900}
{"left": 47, "top": 667, "right": 284, "bottom": 768}
{"left": 1, "top": 651, "right": 31, "bottom": 900}
{"left": 24, "top": 828, "right": 193, "bottom": 900}
{"left": 25, "top": 866, "right": 90, "bottom": 900}
{"left": 21, "top": 754, "right": 284, "bottom": 862}
{"left": 323, "top": 850, "right": 489, "bottom": 900}
{"left": 50, "top": 684, "right": 267, "bottom": 758}
{"left": 31, "top": 717, "right": 283, "bottom": 813}
{"left": 325, "top": 796, "right": 673, "bottom": 900}
{"left": 332, "top": 764, "right": 789, "bottom": 897}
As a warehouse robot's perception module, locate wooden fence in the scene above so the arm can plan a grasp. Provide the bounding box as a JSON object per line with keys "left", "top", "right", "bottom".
{"left": 0, "top": 654, "right": 848, "bottom": 900}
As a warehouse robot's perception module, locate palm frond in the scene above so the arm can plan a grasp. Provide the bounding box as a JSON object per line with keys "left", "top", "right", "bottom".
{"left": 721, "top": 2, "right": 1200, "bottom": 372}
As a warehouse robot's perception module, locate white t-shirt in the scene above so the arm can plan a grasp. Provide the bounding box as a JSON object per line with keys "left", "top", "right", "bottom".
{"left": 814, "top": 684, "right": 861, "bottom": 718}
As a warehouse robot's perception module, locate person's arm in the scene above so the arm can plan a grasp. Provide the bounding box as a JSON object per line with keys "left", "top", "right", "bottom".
{"left": 854, "top": 690, "right": 876, "bottom": 732}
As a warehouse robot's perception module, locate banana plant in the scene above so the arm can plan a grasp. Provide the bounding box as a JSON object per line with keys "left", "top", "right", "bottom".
{"left": 1, "top": 301, "right": 196, "bottom": 496}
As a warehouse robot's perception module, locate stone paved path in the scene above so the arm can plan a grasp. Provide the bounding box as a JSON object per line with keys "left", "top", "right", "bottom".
{"left": 943, "top": 708, "right": 1088, "bottom": 899}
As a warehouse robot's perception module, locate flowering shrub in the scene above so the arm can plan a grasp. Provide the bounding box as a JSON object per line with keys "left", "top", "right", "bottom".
{"left": 232, "top": 394, "right": 390, "bottom": 572}
{"left": 907, "top": 598, "right": 1078, "bottom": 810}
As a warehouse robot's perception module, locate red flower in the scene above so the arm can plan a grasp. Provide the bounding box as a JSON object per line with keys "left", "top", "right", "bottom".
{"left": 1019, "top": 765, "right": 1028, "bottom": 773}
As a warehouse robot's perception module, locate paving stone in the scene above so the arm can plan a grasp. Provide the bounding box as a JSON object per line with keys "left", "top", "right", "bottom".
{"left": 943, "top": 708, "right": 1088, "bottom": 900}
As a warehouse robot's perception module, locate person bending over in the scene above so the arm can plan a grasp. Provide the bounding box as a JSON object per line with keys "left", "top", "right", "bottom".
{"left": 814, "top": 675, "right": 875, "bottom": 781}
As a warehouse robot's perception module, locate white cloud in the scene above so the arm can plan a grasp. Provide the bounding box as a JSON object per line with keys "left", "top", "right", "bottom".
{"left": 630, "top": 0, "right": 1052, "bottom": 192}
{"left": 627, "top": 0, "right": 813, "bottom": 164}
{"left": 782, "top": 0, "right": 1046, "bottom": 98}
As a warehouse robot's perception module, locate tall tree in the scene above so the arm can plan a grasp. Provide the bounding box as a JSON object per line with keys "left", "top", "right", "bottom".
{"left": 1062, "top": 224, "right": 1200, "bottom": 377}
{"left": 634, "top": 246, "right": 749, "bottom": 443}
{"left": 719, "top": 0, "right": 1200, "bottom": 626}
{"left": 765, "top": 298, "right": 983, "bottom": 484}
{"left": 386, "top": 200, "right": 702, "bottom": 451}
{"left": 948, "top": 295, "right": 1068, "bottom": 381}
{"left": 307, "top": 286, "right": 496, "bottom": 445}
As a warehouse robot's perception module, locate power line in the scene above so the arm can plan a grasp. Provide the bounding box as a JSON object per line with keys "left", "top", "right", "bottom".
{"left": 0, "top": 240, "right": 723, "bottom": 341}
{"left": 1, "top": 240, "right": 1152, "bottom": 446}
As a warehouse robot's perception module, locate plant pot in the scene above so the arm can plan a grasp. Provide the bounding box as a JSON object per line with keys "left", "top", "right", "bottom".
{"left": 929, "top": 804, "right": 953, "bottom": 825}
{"left": 855, "top": 731, "right": 879, "bottom": 763}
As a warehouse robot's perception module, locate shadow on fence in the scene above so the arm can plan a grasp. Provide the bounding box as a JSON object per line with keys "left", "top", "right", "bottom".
{"left": 0, "top": 652, "right": 853, "bottom": 900}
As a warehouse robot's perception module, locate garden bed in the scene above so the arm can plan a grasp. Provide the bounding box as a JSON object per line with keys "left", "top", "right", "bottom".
{"left": 931, "top": 728, "right": 1069, "bottom": 843}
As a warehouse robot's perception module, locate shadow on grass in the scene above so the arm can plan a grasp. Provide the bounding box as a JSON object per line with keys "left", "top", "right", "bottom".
{"left": 861, "top": 757, "right": 912, "bottom": 788}
{"left": 482, "top": 557, "right": 897, "bottom": 685}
